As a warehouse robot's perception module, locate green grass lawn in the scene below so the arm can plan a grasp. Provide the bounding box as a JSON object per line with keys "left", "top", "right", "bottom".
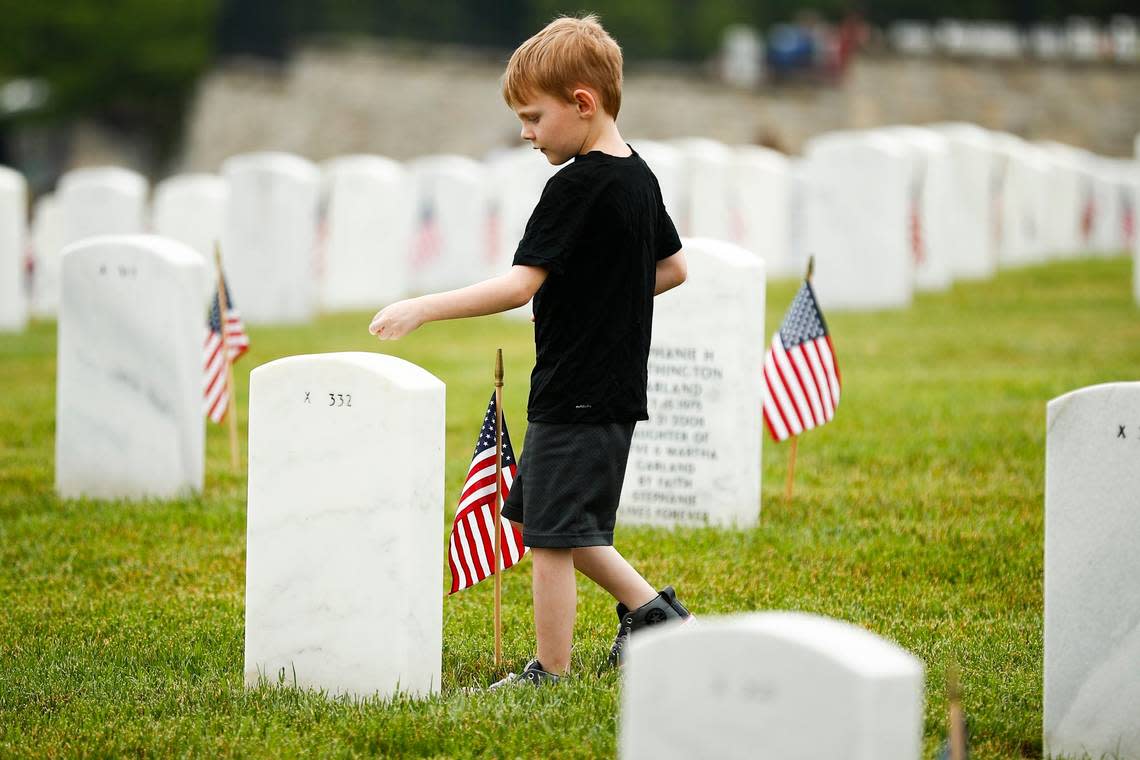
{"left": 2, "top": 257, "right": 1138, "bottom": 759}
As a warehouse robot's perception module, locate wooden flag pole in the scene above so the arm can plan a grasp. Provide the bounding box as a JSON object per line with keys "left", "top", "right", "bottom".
{"left": 213, "top": 243, "right": 240, "bottom": 473}
{"left": 784, "top": 255, "right": 815, "bottom": 505}
{"left": 493, "top": 348, "right": 505, "bottom": 668}
{"left": 948, "top": 663, "right": 967, "bottom": 760}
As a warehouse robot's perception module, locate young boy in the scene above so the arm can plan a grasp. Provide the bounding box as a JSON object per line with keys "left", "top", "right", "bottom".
{"left": 369, "top": 14, "right": 693, "bottom": 686}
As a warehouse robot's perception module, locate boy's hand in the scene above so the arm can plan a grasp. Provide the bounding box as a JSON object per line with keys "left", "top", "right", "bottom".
{"left": 369, "top": 298, "right": 425, "bottom": 340}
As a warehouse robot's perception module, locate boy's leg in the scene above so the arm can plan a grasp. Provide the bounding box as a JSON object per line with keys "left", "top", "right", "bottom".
{"left": 571, "top": 545, "right": 657, "bottom": 609}
{"left": 531, "top": 547, "right": 575, "bottom": 675}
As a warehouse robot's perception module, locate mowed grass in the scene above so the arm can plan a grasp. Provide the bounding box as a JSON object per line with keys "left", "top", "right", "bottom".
{"left": 2, "top": 257, "right": 1138, "bottom": 759}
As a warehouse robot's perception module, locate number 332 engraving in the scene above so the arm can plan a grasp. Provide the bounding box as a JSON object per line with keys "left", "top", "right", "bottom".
{"left": 328, "top": 393, "right": 352, "bottom": 407}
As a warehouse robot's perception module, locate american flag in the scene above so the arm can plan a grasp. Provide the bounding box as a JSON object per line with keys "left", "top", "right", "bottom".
{"left": 448, "top": 392, "right": 527, "bottom": 594}
{"left": 762, "top": 280, "right": 841, "bottom": 442}
{"left": 412, "top": 199, "right": 442, "bottom": 270}
{"left": 202, "top": 276, "right": 250, "bottom": 424}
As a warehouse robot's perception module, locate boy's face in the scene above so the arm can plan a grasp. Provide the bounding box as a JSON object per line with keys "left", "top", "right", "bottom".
{"left": 514, "top": 91, "right": 592, "bottom": 166}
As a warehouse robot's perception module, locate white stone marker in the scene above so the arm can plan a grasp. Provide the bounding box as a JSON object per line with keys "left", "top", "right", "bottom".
{"left": 620, "top": 612, "right": 925, "bottom": 760}
{"left": 57, "top": 166, "right": 147, "bottom": 247}
{"left": 1037, "top": 142, "right": 1090, "bottom": 259}
{"left": 670, "top": 137, "right": 734, "bottom": 242}
{"left": 619, "top": 238, "right": 764, "bottom": 529}
{"left": 932, "top": 123, "right": 998, "bottom": 279}
{"left": 408, "top": 155, "right": 489, "bottom": 294}
{"left": 244, "top": 352, "right": 444, "bottom": 700}
{"left": 632, "top": 140, "right": 685, "bottom": 232}
{"left": 152, "top": 173, "right": 229, "bottom": 302}
{"left": 221, "top": 152, "right": 320, "bottom": 324}
{"left": 880, "top": 126, "right": 955, "bottom": 291}
{"left": 320, "top": 155, "right": 415, "bottom": 311}
{"left": 1044, "top": 383, "right": 1140, "bottom": 760}
{"left": 30, "top": 194, "right": 64, "bottom": 318}
{"left": 992, "top": 134, "right": 1051, "bottom": 267}
{"left": 803, "top": 131, "right": 913, "bottom": 310}
{"left": 0, "top": 166, "right": 27, "bottom": 332}
{"left": 733, "top": 145, "right": 794, "bottom": 277}
{"left": 55, "top": 235, "right": 205, "bottom": 500}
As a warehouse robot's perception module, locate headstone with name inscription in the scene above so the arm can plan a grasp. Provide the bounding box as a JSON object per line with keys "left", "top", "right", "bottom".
{"left": 620, "top": 612, "right": 924, "bottom": 760}
{"left": 733, "top": 145, "right": 793, "bottom": 277}
{"left": 30, "top": 194, "right": 64, "bottom": 318}
{"left": 221, "top": 151, "right": 320, "bottom": 324}
{"left": 803, "top": 131, "right": 913, "bottom": 310}
{"left": 55, "top": 236, "right": 205, "bottom": 500}
{"left": 0, "top": 166, "right": 27, "bottom": 331}
{"left": 1044, "top": 382, "right": 1140, "bottom": 760}
{"left": 244, "top": 352, "right": 444, "bottom": 700}
{"left": 320, "top": 155, "right": 415, "bottom": 311}
{"left": 57, "top": 167, "right": 147, "bottom": 247}
{"left": 619, "top": 238, "right": 765, "bottom": 529}
{"left": 152, "top": 173, "right": 229, "bottom": 302}
{"left": 408, "top": 155, "right": 489, "bottom": 294}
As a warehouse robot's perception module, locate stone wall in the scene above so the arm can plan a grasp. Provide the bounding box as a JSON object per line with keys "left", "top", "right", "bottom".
{"left": 176, "top": 42, "right": 1140, "bottom": 171}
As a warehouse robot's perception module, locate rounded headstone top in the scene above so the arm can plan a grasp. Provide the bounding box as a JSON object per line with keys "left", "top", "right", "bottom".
{"left": 58, "top": 166, "right": 147, "bottom": 197}
{"left": 408, "top": 154, "right": 484, "bottom": 182}
{"left": 806, "top": 130, "right": 907, "bottom": 160}
{"left": 681, "top": 237, "right": 765, "bottom": 272}
{"left": 322, "top": 154, "right": 405, "bottom": 181}
{"left": 221, "top": 151, "right": 320, "bottom": 183}
{"left": 879, "top": 125, "right": 951, "bottom": 154}
{"left": 634, "top": 611, "right": 923, "bottom": 679}
{"left": 668, "top": 136, "right": 733, "bottom": 160}
{"left": 0, "top": 164, "right": 26, "bottom": 191}
{"left": 251, "top": 352, "right": 445, "bottom": 392}
{"left": 1048, "top": 382, "right": 1140, "bottom": 424}
{"left": 60, "top": 234, "right": 206, "bottom": 270}
{"left": 734, "top": 144, "right": 789, "bottom": 170}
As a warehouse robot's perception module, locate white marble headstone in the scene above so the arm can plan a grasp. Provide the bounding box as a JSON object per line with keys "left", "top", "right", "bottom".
{"left": 1037, "top": 142, "right": 1090, "bottom": 259}
{"left": 221, "top": 151, "right": 320, "bottom": 324}
{"left": 632, "top": 140, "right": 685, "bottom": 232}
{"left": 244, "top": 352, "right": 445, "bottom": 700}
{"left": 991, "top": 134, "right": 1051, "bottom": 267}
{"left": 30, "top": 194, "right": 64, "bottom": 318}
{"left": 0, "top": 166, "right": 27, "bottom": 332}
{"left": 55, "top": 235, "right": 206, "bottom": 500}
{"left": 408, "top": 155, "right": 489, "bottom": 294}
{"left": 620, "top": 238, "right": 765, "bottom": 529}
{"left": 620, "top": 612, "right": 924, "bottom": 760}
{"left": 320, "top": 155, "right": 414, "bottom": 311}
{"left": 932, "top": 124, "right": 998, "bottom": 279}
{"left": 57, "top": 166, "right": 147, "bottom": 247}
{"left": 733, "top": 145, "right": 794, "bottom": 277}
{"left": 803, "top": 131, "right": 914, "bottom": 310}
{"left": 670, "top": 137, "right": 734, "bottom": 242}
{"left": 152, "top": 173, "right": 229, "bottom": 302}
{"left": 1044, "top": 383, "right": 1140, "bottom": 759}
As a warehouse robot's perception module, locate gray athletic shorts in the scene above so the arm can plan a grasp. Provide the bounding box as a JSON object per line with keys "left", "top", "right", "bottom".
{"left": 501, "top": 421, "right": 636, "bottom": 548}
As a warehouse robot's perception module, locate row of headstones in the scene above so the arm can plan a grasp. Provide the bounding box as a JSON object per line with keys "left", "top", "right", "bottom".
{"left": 889, "top": 16, "right": 1139, "bottom": 61}
{"left": 5, "top": 124, "right": 1136, "bottom": 332}
{"left": 50, "top": 230, "right": 1139, "bottom": 757}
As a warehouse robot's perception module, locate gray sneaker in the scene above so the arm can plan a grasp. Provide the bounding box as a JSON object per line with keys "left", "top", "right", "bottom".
{"left": 607, "top": 586, "right": 694, "bottom": 668}
{"left": 488, "top": 659, "right": 561, "bottom": 689}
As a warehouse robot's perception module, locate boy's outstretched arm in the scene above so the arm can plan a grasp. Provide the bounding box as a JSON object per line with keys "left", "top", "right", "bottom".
{"left": 654, "top": 249, "right": 687, "bottom": 296}
{"left": 369, "top": 264, "right": 548, "bottom": 340}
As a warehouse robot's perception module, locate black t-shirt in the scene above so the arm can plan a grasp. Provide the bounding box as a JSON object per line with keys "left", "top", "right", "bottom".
{"left": 512, "top": 148, "right": 682, "bottom": 423}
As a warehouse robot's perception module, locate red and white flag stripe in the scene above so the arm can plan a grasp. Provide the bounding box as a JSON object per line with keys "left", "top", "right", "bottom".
{"left": 763, "top": 333, "right": 840, "bottom": 443}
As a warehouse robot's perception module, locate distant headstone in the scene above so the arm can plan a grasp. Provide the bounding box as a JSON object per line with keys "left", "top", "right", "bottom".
{"left": 880, "top": 127, "right": 955, "bottom": 291}
{"left": 408, "top": 155, "right": 488, "bottom": 293}
{"left": 670, "top": 138, "right": 734, "bottom": 242}
{"left": 55, "top": 236, "right": 205, "bottom": 500}
{"left": 1037, "top": 142, "right": 1087, "bottom": 259}
{"left": 57, "top": 167, "right": 147, "bottom": 247}
{"left": 244, "top": 352, "right": 445, "bottom": 700}
{"left": 991, "top": 134, "right": 1051, "bottom": 267}
{"left": 632, "top": 140, "right": 685, "bottom": 232}
{"left": 1044, "top": 383, "right": 1140, "bottom": 759}
{"left": 804, "top": 131, "right": 914, "bottom": 310}
{"left": 221, "top": 152, "right": 320, "bottom": 324}
{"left": 152, "top": 173, "right": 229, "bottom": 302}
{"left": 320, "top": 155, "right": 414, "bottom": 311}
{"left": 620, "top": 238, "right": 764, "bottom": 529}
{"left": 620, "top": 612, "right": 924, "bottom": 760}
{"left": 932, "top": 124, "right": 998, "bottom": 279}
{"left": 0, "top": 166, "right": 27, "bottom": 332}
{"left": 733, "top": 145, "right": 793, "bottom": 277}
{"left": 30, "top": 194, "right": 64, "bottom": 318}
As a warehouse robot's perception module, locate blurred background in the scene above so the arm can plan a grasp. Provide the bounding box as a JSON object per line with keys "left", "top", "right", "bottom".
{"left": 2, "top": 0, "right": 1138, "bottom": 193}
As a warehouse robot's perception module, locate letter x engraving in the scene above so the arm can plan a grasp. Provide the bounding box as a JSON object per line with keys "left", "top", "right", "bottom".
{"left": 304, "top": 392, "right": 311, "bottom": 404}
{"left": 1118, "top": 425, "right": 1126, "bottom": 439}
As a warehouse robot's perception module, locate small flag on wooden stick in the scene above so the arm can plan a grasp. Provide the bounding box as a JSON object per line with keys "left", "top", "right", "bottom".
{"left": 203, "top": 254, "right": 250, "bottom": 424}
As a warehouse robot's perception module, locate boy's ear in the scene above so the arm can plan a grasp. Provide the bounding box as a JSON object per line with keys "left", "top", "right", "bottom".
{"left": 572, "top": 88, "right": 598, "bottom": 118}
